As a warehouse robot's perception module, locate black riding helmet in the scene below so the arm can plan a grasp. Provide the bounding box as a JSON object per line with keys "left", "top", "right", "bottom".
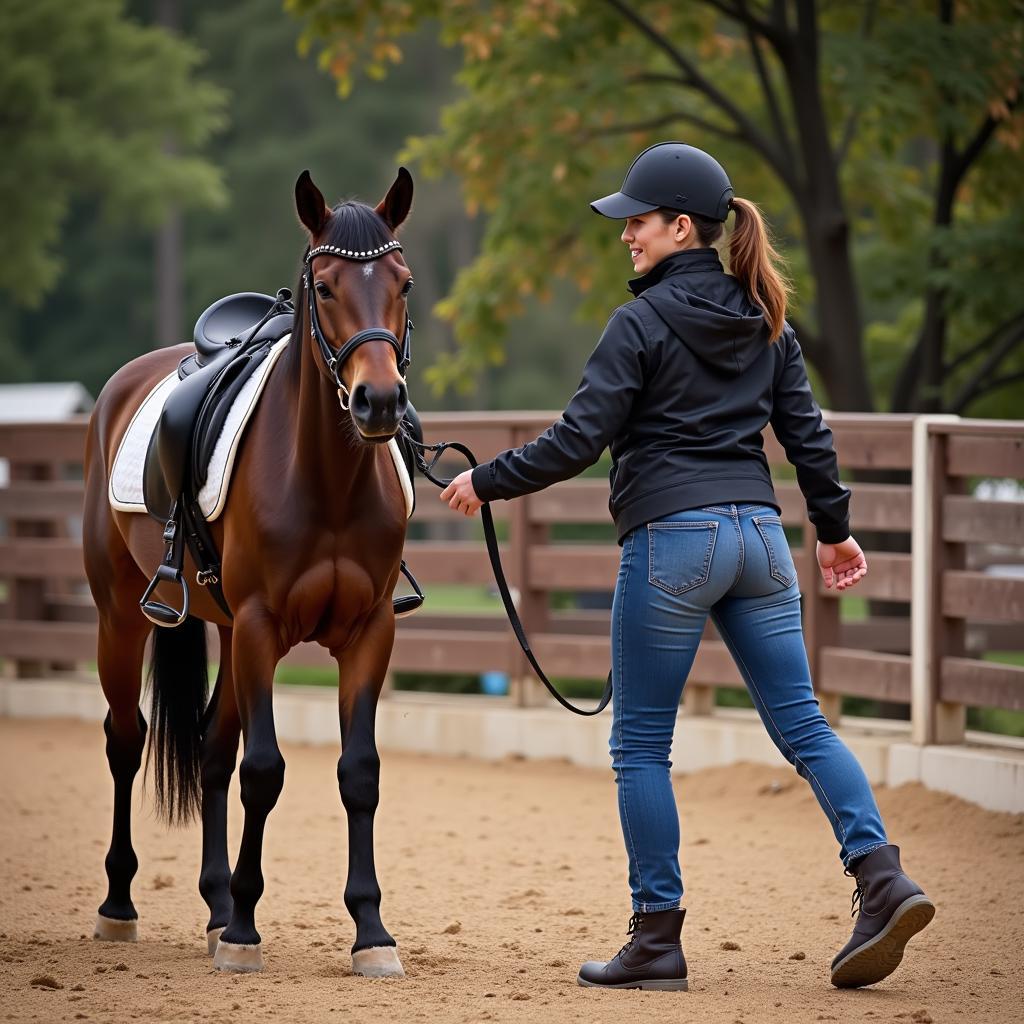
{"left": 590, "top": 142, "right": 733, "bottom": 222}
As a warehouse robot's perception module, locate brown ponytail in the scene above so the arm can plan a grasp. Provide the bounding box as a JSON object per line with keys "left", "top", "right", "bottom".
{"left": 726, "top": 197, "right": 790, "bottom": 342}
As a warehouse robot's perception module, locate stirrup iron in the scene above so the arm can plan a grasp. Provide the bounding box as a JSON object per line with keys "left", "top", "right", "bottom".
{"left": 140, "top": 507, "right": 189, "bottom": 627}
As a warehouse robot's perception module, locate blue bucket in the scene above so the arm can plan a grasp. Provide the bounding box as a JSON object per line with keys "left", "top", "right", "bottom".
{"left": 480, "top": 670, "right": 509, "bottom": 696}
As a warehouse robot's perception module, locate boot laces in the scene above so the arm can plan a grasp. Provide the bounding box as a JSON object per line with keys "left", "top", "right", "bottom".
{"left": 844, "top": 866, "right": 864, "bottom": 918}
{"left": 616, "top": 912, "right": 642, "bottom": 958}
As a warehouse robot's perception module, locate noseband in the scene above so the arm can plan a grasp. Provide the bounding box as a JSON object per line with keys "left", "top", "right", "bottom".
{"left": 304, "top": 241, "right": 414, "bottom": 409}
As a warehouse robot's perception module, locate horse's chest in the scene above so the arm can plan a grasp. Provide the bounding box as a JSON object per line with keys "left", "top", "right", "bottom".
{"left": 277, "top": 531, "right": 400, "bottom": 643}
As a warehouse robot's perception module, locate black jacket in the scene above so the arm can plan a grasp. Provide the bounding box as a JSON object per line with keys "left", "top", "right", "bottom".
{"left": 470, "top": 247, "right": 850, "bottom": 545}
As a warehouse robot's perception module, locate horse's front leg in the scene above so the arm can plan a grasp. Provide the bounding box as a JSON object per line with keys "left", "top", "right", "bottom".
{"left": 212, "top": 608, "right": 285, "bottom": 973}
{"left": 334, "top": 602, "right": 405, "bottom": 979}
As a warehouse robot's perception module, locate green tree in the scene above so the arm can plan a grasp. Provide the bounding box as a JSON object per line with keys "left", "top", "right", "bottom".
{"left": 0, "top": 0, "right": 226, "bottom": 306}
{"left": 2, "top": 0, "right": 479, "bottom": 404}
{"left": 290, "top": 0, "right": 1023, "bottom": 416}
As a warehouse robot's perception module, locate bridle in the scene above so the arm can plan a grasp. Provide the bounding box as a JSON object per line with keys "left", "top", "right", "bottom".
{"left": 304, "top": 240, "right": 414, "bottom": 409}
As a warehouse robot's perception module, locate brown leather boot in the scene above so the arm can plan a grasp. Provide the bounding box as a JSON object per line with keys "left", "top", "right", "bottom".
{"left": 830, "top": 844, "right": 935, "bottom": 988}
{"left": 577, "top": 908, "right": 688, "bottom": 990}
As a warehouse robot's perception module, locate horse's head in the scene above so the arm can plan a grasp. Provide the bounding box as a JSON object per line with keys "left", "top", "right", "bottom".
{"left": 295, "top": 168, "right": 414, "bottom": 442}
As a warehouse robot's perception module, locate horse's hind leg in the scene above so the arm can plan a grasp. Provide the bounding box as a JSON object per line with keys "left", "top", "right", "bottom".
{"left": 199, "top": 625, "right": 241, "bottom": 955}
{"left": 335, "top": 605, "right": 404, "bottom": 979}
{"left": 93, "top": 609, "right": 150, "bottom": 941}
{"left": 83, "top": 422, "right": 153, "bottom": 940}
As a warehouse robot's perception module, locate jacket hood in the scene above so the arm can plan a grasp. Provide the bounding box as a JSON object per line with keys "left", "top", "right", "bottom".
{"left": 628, "top": 249, "right": 771, "bottom": 376}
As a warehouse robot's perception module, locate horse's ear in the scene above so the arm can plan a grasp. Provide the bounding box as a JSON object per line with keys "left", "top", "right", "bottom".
{"left": 375, "top": 167, "right": 414, "bottom": 232}
{"left": 295, "top": 170, "right": 330, "bottom": 236}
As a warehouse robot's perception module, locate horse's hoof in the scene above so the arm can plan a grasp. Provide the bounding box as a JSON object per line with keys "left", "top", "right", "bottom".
{"left": 352, "top": 945, "right": 405, "bottom": 978}
{"left": 206, "top": 927, "right": 225, "bottom": 956}
{"left": 93, "top": 915, "right": 138, "bottom": 943}
{"left": 213, "top": 940, "right": 264, "bottom": 973}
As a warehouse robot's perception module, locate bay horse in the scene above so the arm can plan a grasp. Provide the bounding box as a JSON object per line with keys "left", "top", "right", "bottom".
{"left": 81, "top": 168, "right": 416, "bottom": 977}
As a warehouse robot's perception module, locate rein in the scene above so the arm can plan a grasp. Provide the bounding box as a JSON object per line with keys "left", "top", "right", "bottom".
{"left": 399, "top": 427, "right": 613, "bottom": 717}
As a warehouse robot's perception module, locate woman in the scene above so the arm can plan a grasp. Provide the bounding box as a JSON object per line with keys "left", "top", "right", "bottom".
{"left": 438, "top": 142, "right": 934, "bottom": 992}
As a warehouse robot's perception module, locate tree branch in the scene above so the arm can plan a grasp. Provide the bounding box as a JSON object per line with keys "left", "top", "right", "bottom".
{"left": 952, "top": 369, "right": 1024, "bottom": 413}
{"left": 625, "top": 71, "right": 690, "bottom": 88}
{"left": 835, "top": 0, "right": 878, "bottom": 166}
{"left": 786, "top": 313, "right": 822, "bottom": 366}
{"left": 944, "top": 310, "right": 1024, "bottom": 375}
{"left": 588, "top": 111, "right": 742, "bottom": 144}
{"left": 950, "top": 80, "right": 1021, "bottom": 189}
{"left": 701, "top": 0, "right": 779, "bottom": 44}
{"left": 949, "top": 317, "right": 1024, "bottom": 413}
{"left": 771, "top": 0, "right": 788, "bottom": 34}
{"left": 740, "top": 5, "right": 794, "bottom": 160}
{"left": 603, "top": 0, "right": 799, "bottom": 194}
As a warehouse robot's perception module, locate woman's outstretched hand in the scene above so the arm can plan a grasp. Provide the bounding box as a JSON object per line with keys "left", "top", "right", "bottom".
{"left": 816, "top": 536, "right": 868, "bottom": 592}
{"left": 439, "top": 469, "right": 484, "bottom": 517}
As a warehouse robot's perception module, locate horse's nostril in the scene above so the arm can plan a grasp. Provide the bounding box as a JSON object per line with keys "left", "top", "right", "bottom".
{"left": 351, "top": 381, "right": 407, "bottom": 434}
{"left": 351, "top": 383, "right": 371, "bottom": 417}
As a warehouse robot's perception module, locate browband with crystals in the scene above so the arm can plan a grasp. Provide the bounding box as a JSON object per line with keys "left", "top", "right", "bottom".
{"left": 306, "top": 240, "right": 403, "bottom": 263}
{"left": 303, "top": 237, "right": 414, "bottom": 402}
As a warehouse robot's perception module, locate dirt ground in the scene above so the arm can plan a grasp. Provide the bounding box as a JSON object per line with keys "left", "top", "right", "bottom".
{"left": 1, "top": 717, "right": 1021, "bottom": 1024}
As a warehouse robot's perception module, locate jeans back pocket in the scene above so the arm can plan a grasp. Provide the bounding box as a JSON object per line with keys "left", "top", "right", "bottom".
{"left": 647, "top": 520, "right": 719, "bottom": 596}
{"left": 752, "top": 514, "right": 797, "bottom": 588}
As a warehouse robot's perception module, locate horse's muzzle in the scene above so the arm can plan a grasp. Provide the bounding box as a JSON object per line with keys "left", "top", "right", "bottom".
{"left": 350, "top": 379, "right": 408, "bottom": 441}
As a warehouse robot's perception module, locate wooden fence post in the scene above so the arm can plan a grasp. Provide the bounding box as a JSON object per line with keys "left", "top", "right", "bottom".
{"left": 911, "top": 415, "right": 966, "bottom": 745}
{"left": 9, "top": 459, "right": 57, "bottom": 679}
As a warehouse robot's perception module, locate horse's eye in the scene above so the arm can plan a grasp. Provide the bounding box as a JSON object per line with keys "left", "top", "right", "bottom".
{"left": 315, "top": 281, "right": 332, "bottom": 300}
{"left": 401, "top": 278, "right": 414, "bottom": 296}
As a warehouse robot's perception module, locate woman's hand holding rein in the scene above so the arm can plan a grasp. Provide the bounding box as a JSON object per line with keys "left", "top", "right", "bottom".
{"left": 438, "top": 469, "right": 483, "bottom": 516}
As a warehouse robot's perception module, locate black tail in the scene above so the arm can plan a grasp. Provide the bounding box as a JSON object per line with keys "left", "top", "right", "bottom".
{"left": 145, "top": 615, "right": 209, "bottom": 826}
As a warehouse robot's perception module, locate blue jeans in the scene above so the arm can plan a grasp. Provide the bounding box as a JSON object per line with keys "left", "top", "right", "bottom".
{"left": 610, "top": 503, "right": 888, "bottom": 912}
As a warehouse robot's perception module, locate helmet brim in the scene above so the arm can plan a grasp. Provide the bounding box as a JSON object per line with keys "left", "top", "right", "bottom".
{"left": 589, "top": 191, "right": 661, "bottom": 219}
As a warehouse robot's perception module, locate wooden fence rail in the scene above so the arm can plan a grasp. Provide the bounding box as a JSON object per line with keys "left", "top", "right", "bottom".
{"left": 0, "top": 412, "right": 1021, "bottom": 745}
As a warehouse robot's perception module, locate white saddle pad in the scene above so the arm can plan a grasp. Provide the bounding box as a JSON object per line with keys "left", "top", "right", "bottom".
{"left": 108, "top": 335, "right": 415, "bottom": 522}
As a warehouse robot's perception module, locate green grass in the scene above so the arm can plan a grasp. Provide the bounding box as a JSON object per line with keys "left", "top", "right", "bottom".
{"left": 839, "top": 595, "right": 869, "bottom": 621}
{"left": 984, "top": 651, "right": 1024, "bottom": 667}
{"left": 967, "top": 706, "right": 1024, "bottom": 737}
{"left": 273, "top": 665, "right": 337, "bottom": 687}
{"left": 411, "top": 583, "right": 504, "bottom": 615}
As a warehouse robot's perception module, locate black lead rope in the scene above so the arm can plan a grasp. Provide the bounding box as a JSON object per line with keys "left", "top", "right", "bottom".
{"left": 401, "top": 426, "right": 612, "bottom": 717}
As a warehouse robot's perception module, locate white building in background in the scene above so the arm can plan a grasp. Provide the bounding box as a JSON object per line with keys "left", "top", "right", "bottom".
{"left": 0, "top": 382, "right": 94, "bottom": 488}
{"left": 0, "top": 382, "right": 93, "bottom": 423}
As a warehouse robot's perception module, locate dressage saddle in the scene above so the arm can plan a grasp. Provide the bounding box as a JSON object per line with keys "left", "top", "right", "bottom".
{"left": 139, "top": 289, "right": 424, "bottom": 627}
{"left": 143, "top": 291, "right": 291, "bottom": 526}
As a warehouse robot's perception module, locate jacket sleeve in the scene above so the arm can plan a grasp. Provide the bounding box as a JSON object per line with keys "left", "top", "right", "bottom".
{"left": 471, "top": 306, "right": 648, "bottom": 502}
{"left": 769, "top": 328, "right": 851, "bottom": 544}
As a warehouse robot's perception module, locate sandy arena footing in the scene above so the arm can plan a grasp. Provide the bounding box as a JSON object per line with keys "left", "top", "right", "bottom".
{"left": 1, "top": 717, "right": 1021, "bottom": 1023}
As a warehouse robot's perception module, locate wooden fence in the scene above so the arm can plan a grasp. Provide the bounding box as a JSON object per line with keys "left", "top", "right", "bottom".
{"left": 0, "top": 413, "right": 1021, "bottom": 745}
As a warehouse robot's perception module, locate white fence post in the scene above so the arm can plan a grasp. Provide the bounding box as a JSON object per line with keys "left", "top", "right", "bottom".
{"left": 911, "top": 414, "right": 962, "bottom": 745}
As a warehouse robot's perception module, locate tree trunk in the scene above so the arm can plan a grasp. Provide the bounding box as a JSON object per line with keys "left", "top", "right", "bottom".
{"left": 775, "top": 3, "right": 874, "bottom": 412}
{"left": 154, "top": 0, "right": 183, "bottom": 349}
{"left": 800, "top": 214, "right": 875, "bottom": 411}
